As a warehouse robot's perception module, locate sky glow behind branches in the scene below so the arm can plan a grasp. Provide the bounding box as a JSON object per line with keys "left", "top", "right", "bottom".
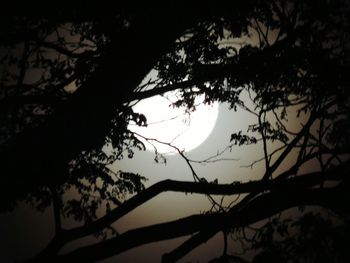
{"left": 129, "top": 92, "right": 219, "bottom": 154}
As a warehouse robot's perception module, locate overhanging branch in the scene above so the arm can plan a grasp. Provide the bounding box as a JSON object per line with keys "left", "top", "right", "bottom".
{"left": 34, "top": 161, "right": 349, "bottom": 259}
{"left": 52, "top": 182, "right": 349, "bottom": 262}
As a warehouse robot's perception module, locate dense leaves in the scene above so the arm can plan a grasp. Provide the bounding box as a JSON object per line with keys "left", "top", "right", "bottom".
{"left": 250, "top": 211, "right": 350, "bottom": 263}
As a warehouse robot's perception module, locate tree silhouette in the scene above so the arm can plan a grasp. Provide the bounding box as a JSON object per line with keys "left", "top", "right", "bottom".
{"left": 1, "top": 1, "right": 349, "bottom": 262}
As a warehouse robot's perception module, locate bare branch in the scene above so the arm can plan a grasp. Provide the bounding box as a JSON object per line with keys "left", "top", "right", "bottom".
{"left": 264, "top": 112, "right": 317, "bottom": 180}
{"left": 259, "top": 111, "right": 271, "bottom": 177}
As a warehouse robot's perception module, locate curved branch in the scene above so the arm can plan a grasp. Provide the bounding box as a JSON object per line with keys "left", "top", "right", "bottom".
{"left": 40, "top": 41, "right": 96, "bottom": 58}
{"left": 264, "top": 112, "right": 317, "bottom": 179}
{"left": 128, "top": 79, "right": 197, "bottom": 102}
{"left": 162, "top": 228, "right": 218, "bottom": 263}
{"left": 32, "top": 160, "right": 350, "bottom": 260}
{"left": 49, "top": 180, "right": 350, "bottom": 262}
{"left": 163, "top": 182, "right": 350, "bottom": 263}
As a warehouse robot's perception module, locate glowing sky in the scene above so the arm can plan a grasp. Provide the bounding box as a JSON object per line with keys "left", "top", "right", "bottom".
{"left": 129, "top": 92, "right": 219, "bottom": 154}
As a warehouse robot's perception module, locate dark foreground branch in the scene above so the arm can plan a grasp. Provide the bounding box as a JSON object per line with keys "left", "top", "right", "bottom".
{"left": 31, "top": 160, "right": 349, "bottom": 261}
{"left": 54, "top": 184, "right": 349, "bottom": 262}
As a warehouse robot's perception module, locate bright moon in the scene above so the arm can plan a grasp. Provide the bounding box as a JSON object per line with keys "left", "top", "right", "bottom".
{"left": 129, "top": 92, "right": 219, "bottom": 154}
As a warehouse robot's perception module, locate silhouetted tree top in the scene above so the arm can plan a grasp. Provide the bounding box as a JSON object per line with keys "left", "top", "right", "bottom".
{"left": 0, "top": 1, "right": 350, "bottom": 262}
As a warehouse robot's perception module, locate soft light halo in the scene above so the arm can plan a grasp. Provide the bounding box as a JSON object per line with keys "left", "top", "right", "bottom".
{"left": 129, "top": 91, "right": 219, "bottom": 154}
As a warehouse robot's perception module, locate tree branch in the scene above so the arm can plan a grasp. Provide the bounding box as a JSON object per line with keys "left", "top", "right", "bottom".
{"left": 259, "top": 111, "right": 270, "bottom": 177}
{"left": 162, "top": 228, "right": 218, "bottom": 263}
{"left": 264, "top": 112, "right": 317, "bottom": 180}
{"left": 49, "top": 178, "right": 350, "bottom": 262}
{"left": 32, "top": 160, "right": 350, "bottom": 260}
{"left": 40, "top": 41, "right": 95, "bottom": 58}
